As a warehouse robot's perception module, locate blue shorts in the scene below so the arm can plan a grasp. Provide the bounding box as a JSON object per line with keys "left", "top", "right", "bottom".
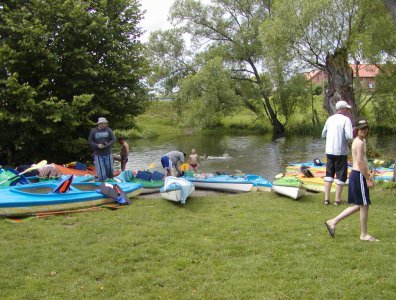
{"left": 324, "top": 154, "right": 348, "bottom": 184}
{"left": 348, "top": 170, "right": 371, "bottom": 205}
{"left": 161, "top": 156, "right": 172, "bottom": 170}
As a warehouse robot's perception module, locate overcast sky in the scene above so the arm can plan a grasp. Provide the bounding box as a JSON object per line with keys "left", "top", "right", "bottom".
{"left": 139, "top": 0, "right": 175, "bottom": 42}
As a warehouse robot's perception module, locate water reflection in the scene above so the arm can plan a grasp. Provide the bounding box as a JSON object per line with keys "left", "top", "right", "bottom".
{"left": 123, "top": 134, "right": 396, "bottom": 180}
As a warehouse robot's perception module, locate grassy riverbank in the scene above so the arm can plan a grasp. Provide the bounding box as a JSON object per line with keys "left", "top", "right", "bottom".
{"left": 1, "top": 187, "right": 394, "bottom": 299}
{"left": 128, "top": 99, "right": 329, "bottom": 139}
{"left": 123, "top": 99, "right": 395, "bottom": 140}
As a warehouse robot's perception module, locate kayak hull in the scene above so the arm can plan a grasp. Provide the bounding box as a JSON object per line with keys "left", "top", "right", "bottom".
{"left": 272, "top": 177, "right": 306, "bottom": 200}
{"left": 0, "top": 181, "right": 142, "bottom": 216}
{"left": 272, "top": 185, "right": 306, "bottom": 200}
{"left": 160, "top": 177, "right": 195, "bottom": 204}
{"left": 185, "top": 174, "right": 254, "bottom": 193}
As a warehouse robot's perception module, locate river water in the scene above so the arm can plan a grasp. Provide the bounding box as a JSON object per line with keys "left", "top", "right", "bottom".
{"left": 122, "top": 133, "right": 396, "bottom": 181}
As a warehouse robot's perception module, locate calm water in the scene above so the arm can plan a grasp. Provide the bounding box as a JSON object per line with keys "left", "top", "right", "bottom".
{"left": 122, "top": 133, "right": 396, "bottom": 180}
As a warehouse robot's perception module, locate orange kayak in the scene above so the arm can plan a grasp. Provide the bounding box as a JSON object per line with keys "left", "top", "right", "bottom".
{"left": 53, "top": 164, "right": 120, "bottom": 177}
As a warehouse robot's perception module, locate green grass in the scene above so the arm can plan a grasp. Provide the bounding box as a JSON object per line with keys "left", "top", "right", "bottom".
{"left": 0, "top": 187, "right": 395, "bottom": 299}
{"left": 130, "top": 99, "right": 330, "bottom": 137}
{"left": 133, "top": 101, "right": 181, "bottom": 138}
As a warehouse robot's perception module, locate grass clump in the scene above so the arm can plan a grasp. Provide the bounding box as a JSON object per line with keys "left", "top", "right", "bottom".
{"left": 0, "top": 187, "right": 394, "bottom": 299}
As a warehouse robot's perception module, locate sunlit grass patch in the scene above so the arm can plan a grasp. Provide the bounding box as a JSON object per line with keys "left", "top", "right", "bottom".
{"left": 0, "top": 187, "right": 394, "bottom": 299}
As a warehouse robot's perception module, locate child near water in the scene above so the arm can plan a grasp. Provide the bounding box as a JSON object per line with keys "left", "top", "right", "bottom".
{"left": 113, "top": 137, "right": 129, "bottom": 171}
{"left": 188, "top": 149, "right": 201, "bottom": 173}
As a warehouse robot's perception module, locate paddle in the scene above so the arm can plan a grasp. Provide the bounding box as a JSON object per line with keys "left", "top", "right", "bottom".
{"left": 234, "top": 169, "right": 245, "bottom": 175}
{"left": 180, "top": 163, "right": 189, "bottom": 171}
{"left": 0, "top": 160, "right": 47, "bottom": 185}
{"left": 148, "top": 163, "right": 156, "bottom": 169}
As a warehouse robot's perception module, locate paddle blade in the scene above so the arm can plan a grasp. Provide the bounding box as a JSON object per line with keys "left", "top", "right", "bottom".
{"left": 180, "top": 163, "right": 189, "bottom": 171}
{"left": 0, "top": 160, "right": 48, "bottom": 185}
{"left": 148, "top": 163, "right": 156, "bottom": 169}
{"left": 20, "top": 160, "right": 48, "bottom": 175}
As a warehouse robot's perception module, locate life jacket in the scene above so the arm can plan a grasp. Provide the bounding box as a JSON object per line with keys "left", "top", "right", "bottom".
{"left": 300, "top": 166, "right": 314, "bottom": 178}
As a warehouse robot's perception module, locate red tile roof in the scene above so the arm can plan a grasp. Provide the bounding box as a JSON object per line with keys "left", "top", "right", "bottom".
{"left": 305, "top": 64, "right": 380, "bottom": 80}
{"left": 351, "top": 64, "right": 380, "bottom": 78}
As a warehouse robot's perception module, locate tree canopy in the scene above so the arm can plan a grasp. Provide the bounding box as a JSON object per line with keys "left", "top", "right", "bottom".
{"left": 263, "top": 0, "right": 395, "bottom": 121}
{"left": 146, "top": 0, "right": 395, "bottom": 132}
{"left": 146, "top": 0, "right": 288, "bottom": 134}
{"left": 0, "top": 0, "right": 147, "bottom": 165}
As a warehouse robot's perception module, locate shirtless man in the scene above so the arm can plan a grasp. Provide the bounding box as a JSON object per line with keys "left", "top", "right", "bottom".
{"left": 113, "top": 137, "right": 129, "bottom": 171}
{"left": 188, "top": 149, "right": 201, "bottom": 173}
{"left": 324, "top": 119, "right": 379, "bottom": 242}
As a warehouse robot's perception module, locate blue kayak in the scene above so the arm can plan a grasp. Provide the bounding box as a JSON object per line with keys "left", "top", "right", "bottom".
{"left": 0, "top": 181, "right": 143, "bottom": 216}
{"left": 244, "top": 174, "right": 272, "bottom": 192}
{"left": 184, "top": 174, "right": 254, "bottom": 193}
{"left": 160, "top": 176, "right": 195, "bottom": 204}
{"left": 25, "top": 174, "right": 95, "bottom": 184}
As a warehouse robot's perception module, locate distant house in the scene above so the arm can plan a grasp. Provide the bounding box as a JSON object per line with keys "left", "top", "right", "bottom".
{"left": 305, "top": 64, "right": 380, "bottom": 90}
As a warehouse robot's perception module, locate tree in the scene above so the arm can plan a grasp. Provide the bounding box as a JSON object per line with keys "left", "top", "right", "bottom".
{"left": 160, "top": 0, "right": 285, "bottom": 134}
{"left": 175, "top": 57, "right": 240, "bottom": 128}
{"left": 145, "top": 28, "right": 196, "bottom": 95}
{"left": 0, "top": 0, "right": 147, "bottom": 165}
{"left": 372, "top": 63, "right": 396, "bottom": 130}
{"left": 264, "top": 0, "right": 394, "bottom": 122}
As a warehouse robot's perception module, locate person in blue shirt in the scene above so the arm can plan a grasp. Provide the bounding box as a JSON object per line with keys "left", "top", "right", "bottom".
{"left": 88, "top": 117, "right": 116, "bottom": 181}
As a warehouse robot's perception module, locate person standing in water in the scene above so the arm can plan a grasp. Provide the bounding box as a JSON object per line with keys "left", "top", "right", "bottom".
{"left": 188, "top": 148, "right": 201, "bottom": 173}
{"left": 113, "top": 137, "right": 129, "bottom": 171}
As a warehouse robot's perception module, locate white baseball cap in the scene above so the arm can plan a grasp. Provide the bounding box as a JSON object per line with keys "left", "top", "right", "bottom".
{"left": 335, "top": 100, "right": 351, "bottom": 110}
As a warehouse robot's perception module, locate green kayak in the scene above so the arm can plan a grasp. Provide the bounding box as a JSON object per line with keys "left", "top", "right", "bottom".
{"left": 108, "top": 170, "right": 164, "bottom": 194}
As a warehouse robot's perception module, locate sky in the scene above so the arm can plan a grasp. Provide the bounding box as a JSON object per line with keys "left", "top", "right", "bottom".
{"left": 139, "top": 0, "right": 175, "bottom": 42}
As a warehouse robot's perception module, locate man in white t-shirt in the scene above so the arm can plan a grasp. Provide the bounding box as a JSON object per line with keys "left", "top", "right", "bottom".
{"left": 321, "top": 100, "right": 353, "bottom": 206}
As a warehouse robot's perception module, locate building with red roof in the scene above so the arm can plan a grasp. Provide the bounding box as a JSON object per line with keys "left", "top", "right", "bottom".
{"left": 305, "top": 64, "right": 380, "bottom": 90}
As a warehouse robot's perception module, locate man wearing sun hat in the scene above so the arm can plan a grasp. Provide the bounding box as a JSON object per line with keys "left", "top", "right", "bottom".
{"left": 88, "top": 117, "right": 116, "bottom": 181}
{"left": 321, "top": 100, "right": 354, "bottom": 206}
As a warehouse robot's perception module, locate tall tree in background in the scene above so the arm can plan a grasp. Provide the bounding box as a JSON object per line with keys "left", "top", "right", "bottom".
{"left": 0, "top": 0, "right": 147, "bottom": 164}
{"left": 145, "top": 28, "right": 196, "bottom": 95}
{"left": 152, "top": 0, "right": 285, "bottom": 134}
{"left": 175, "top": 57, "right": 240, "bottom": 128}
{"left": 264, "top": 0, "right": 393, "bottom": 121}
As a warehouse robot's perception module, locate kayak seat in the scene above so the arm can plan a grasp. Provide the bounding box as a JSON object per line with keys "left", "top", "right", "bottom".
{"left": 136, "top": 171, "right": 152, "bottom": 181}
{"left": 151, "top": 171, "right": 165, "bottom": 181}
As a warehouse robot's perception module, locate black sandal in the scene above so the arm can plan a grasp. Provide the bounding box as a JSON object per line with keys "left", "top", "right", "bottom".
{"left": 324, "top": 200, "right": 330, "bottom": 206}
{"left": 334, "top": 200, "right": 342, "bottom": 206}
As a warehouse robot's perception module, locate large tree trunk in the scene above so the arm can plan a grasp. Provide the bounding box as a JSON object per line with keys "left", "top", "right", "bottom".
{"left": 324, "top": 48, "right": 358, "bottom": 122}
{"left": 384, "top": 0, "right": 396, "bottom": 24}
{"left": 261, "top": 92, "right": 285, "bottom": 135}
{"left": 248, "top": 58, "right": 285, "bottom": 135}
{"left": 6, "top": 144, "right": 15, "bottom": 167}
